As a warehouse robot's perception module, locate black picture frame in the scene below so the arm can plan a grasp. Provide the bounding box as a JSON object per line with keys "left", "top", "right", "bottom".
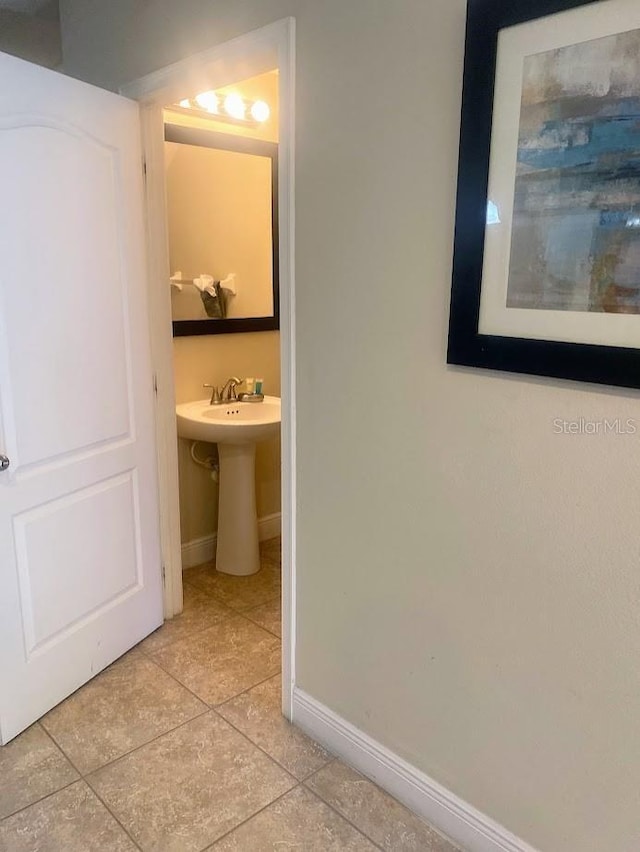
{"left": 447, "top": 0, "right": 640, "bottom": 389}
{"left": 165, "top": 124, "right": 280, "bottom": 337}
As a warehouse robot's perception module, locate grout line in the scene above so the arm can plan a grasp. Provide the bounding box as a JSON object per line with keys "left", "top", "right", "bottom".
{"left": 300, "top": 756, "right": 337, "bottom": 784}
{"left": 34, "top": 720, "right": 78, "bottom": 764}
{"left": 138, "top": 562, "right": 281, "bottom": 670}
{"left": 37, "top": 726, "right": 144, "bottom": 851}
{"left": 6, "top": 537, "right": 436, "bottom": 852}
{"left": 40, "top": 693, "right": 208, "bottom": 782}
{"left": 86, "top": 782, "right": 144, "bottom": 851}
{"left": 212, "top": 670, "right": 282, "bottom": 710}
{"left": 300, "top": 773, "right": 386, "bottom": 851}
{"left": 38, "top": 723, "right": 86, "bottom": 780}
{"left": 38, "top": 670, "right": 211, "bottom": 775}
{"left": 209, "top": 702, "right": 305, "bottom": 784}
{"left": 182, "top": 581, "right": 280, "bottom": 619}
{"left": 229, "top": 598, "right": 281, "bottom": 617}
{"left": 212, "top": 704, "right": 334, "bottom": 789}
{"left": 40, "top": 708, "right": 370, "bottom": 852}
{"left": 140, "top": 648, "right": 228, "bottom": 703}
{"left": 21, "top": 722, "right": 367, "bottom": 852}
{"left": 81, "top": 707, "right": 212, "bottom": 779}
{"left": 302, "top": 761, "right": 459, "bottom": 851}
{"left": 151, "top": 578, "right": 282, "bottom": 703}
{"left": 205, "top": 783, "right": 302, "bottom": 848}
{"left": 0, "top": 776, "right": 80, "bottom": 824}
{"left": 145, "top": 627, "right": 281, "bottom": 703}
{"left": 81, "top": 706, "right": 299, "bottom": 852}
{"left": 136, "top": 609, "right": 237, "bottom": 657}
{"left": 38, "top": 721, "right": 80, "bottom": 771}
{"left": 147, "top": 612, "right": 281, "bottom": 663}
{"left": 180, "top": 578, "right": 237, "bottom": 610}
{"left": 182, "top": 557, "right": 281, "bottom": 608}
{"left": 243, "top": 621, "right": 281, "bottom": 640}
{"left": 240, "top": 602, "right": 282, "bottom": 639}
{"left": 212, "top": 676, "right": 336, "bottom": 785}
{"left": 135, "top": 610, "right": 283, "bottom": 717}
{"left": 209, "top": 703, "right": 299, "bottom": 788}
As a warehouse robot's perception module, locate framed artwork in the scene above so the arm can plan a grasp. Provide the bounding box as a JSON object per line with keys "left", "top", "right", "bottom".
{"left": 448, "top": 0, "right": 640, "bottom": 388}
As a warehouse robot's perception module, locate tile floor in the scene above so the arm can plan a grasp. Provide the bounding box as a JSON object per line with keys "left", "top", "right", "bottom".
{"left": 0, "top": 539, "right": 460, "bottom": 852}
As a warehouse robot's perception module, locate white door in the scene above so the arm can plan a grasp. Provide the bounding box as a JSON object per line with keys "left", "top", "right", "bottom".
{"left": 0, "top": 52, "right": 163, "bottom": 743}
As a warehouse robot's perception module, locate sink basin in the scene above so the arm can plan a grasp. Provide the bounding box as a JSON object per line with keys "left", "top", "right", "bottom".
{"left": 176, "top": 396, "right": 281, "bottom": 445}
{"left": 176, "top": 396, "right": 281, "bottom": 577}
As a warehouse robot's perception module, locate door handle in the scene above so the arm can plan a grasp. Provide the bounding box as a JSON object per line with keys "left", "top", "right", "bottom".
{"left": 0, "top": 455, "right": 10, "bottom": 471}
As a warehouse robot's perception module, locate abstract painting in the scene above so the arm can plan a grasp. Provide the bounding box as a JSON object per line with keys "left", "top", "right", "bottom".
{"left": 506, "top": 28, "right": 640, "bottom": 315}
{"left": 448, "top": 0, "right": 640, "bottom": 389}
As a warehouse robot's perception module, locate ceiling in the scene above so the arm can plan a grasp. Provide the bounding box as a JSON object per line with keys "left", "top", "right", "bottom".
{"left": 0, "top": 0, "right": 58, "bottom": 18}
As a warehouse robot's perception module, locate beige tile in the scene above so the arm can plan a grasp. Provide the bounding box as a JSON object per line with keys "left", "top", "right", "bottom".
{"left": 217, "top": 676, "right": 330, "bottom": 779}
{"left": 89, "top": 711, "right": 295, "bottom": 852}
{"left": 259, "top": 535, "right": 280, "bottom": 552}
{"left": 185, "top": 560, "right": 280, "bottom": 611}
{"left": 150, "top": 614, "right": 281, "bottom": 705}
{"left": 244, "top": 596, "right": 281, "bottom": 637}
{"left": 0, "top": 780, "right": 137, "bottom": 851}
{"left": 210, "top": 785, "right": 377, "bottom": 850}
{"left": 139, "top": 584, "right": 233, "bottom": 653}
{"left": 259, "top": 536, "right": 281, "bottom": 565}
{"left": 307, "top": 761, "right": 459, "bottom": 851}
{"left": 0, "top": 724, "right": 78, "bottom": 819}
{"left": 42, "top": 652, "right": 206, "bottom": 774}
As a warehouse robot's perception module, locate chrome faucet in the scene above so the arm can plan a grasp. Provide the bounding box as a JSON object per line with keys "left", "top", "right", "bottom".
{"left": 220, "top": 376, "right": 243, "bottom": 402}
{"left": 203, "top": 383, "right": 222, "bottom": 405}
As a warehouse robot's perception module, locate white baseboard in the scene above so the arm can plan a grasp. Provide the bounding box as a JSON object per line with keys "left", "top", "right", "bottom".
{"left": 257, "top": 511, "right": 282, "bottom": 542}
{"left": 181, "top": 512, "right": 281, "bottom": 570}
{"left": 292, "top": 688, "right": 538, "bottom": 852}
{"left": 181, "top": 534, "right": 216, "bottom": 569}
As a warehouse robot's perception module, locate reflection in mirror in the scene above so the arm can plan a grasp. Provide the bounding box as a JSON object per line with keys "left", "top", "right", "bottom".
{"left": 165, "top": 124, "right": 279, "bottom": 336}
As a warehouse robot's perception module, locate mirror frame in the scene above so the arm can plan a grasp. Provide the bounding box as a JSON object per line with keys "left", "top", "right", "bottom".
{"left": 165, "top": 123, "right": 279, "bottom": 337}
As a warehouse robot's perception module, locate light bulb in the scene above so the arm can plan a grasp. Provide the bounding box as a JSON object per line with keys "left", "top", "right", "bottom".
{"left": 179, "top": 99, "right": 191, "bottom": 108}
{"left": 224, "top": 93, "right": 245, "bottom": 120}
{"left": 195, "top": 91, "right": 219, "bottom": 113}
{"left": 250, "top": 100, "right": 270, "bottom": 122}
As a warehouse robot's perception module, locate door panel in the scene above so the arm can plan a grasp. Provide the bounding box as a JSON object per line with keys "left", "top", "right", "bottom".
{"left": 1, "top": 122, "right": 131, "bottom": 469}
{"left": 0, "top": 52, "right": 163, "bottom": 743}
{"left": 14, "top": 472, "right": 141, "bottom": 654}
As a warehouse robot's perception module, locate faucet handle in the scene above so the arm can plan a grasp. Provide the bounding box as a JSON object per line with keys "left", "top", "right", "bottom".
{"left": 203, "top": 383, "right": 222, "bottom": 405}
{"left": 221, "top": 376, "right": 243, "bottom": 402}
{"left": 229, "top": 377, "right": 243, "bottom": 402}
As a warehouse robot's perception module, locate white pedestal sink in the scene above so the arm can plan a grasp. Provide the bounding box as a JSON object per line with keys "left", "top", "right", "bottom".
{"left": 176, "top": 396, "right": 281, "bottom": 576}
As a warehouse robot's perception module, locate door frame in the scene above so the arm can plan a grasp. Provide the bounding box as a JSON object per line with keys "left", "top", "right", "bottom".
{"left": 121, "top": 17, "right": 297, "bottom": 718}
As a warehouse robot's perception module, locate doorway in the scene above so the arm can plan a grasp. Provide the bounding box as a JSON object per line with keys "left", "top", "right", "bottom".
{"left": 121, "top": 18, "right": 296, "bottom": 717}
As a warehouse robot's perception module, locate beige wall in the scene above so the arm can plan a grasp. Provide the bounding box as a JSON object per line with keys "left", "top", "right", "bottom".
{"left": 60, "top": 2, "right": 640, "bottom": 850}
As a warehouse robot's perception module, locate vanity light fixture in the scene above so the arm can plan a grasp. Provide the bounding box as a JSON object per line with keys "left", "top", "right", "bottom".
{"left": 250, "top": 100, "right": 270, "bottom": 122}
{"left": 194, "top": 91, "right": 218, "bottom": 113}
{"left": 223, "top": 93, "right": 245, "bottom": 120}
{"left": 173, "top": 91, "right": 271, "bottom": 126}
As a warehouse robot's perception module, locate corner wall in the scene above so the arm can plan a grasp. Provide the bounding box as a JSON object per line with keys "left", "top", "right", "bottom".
{"left": 59, "top": 2, "right": 640, "bottom": 849}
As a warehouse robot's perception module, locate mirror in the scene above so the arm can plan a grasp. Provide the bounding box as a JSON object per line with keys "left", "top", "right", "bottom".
{"left": 165, "top": 124, "right": 279, "bottom": 336}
